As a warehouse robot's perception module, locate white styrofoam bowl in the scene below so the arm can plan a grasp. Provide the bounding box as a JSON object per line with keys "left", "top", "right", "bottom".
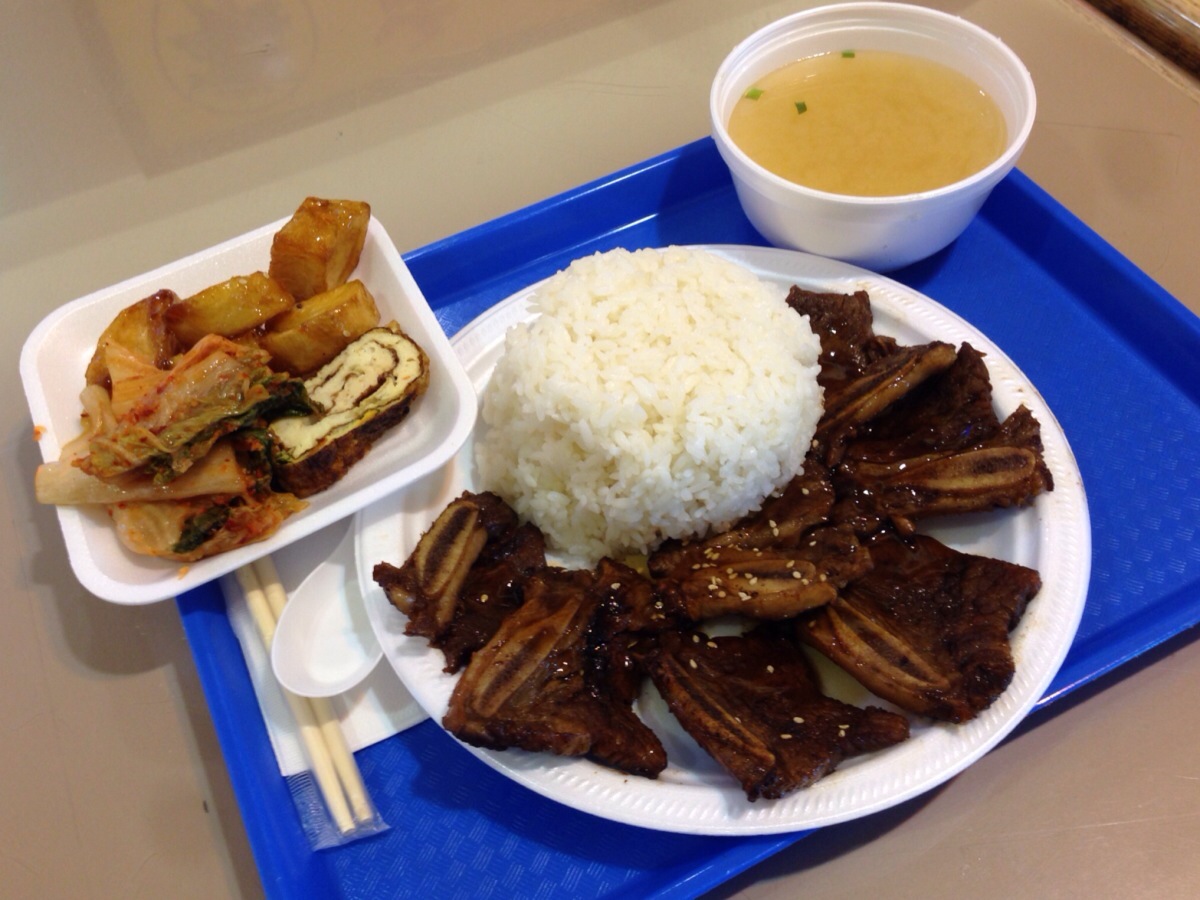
{"left": 710, "top": 2, "right": 1036, "bottom": 271}
{"left": 20, "top": 215, "right": 477, "bottom": 604}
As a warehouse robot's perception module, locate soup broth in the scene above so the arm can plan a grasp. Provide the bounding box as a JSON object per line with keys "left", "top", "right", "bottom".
{"left": 728, "top": 50, "right": 1007, "bottom": 196}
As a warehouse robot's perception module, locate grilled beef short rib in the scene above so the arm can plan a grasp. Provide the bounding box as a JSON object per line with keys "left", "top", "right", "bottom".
{"left": 646, "top": 626, "right": 909, "bottom": 800}
{"left": 786, "top": 287, "right": 897, "bottom": 392}
{"left": 373, "top": 282, "right": 1058, "bottom": 799}
{"left": 648, "top": 458, "right": 836, "bottom": 573}
{"left": 443, "top": 563, "right": 668, "bottom": 778}
{"left": 653, "top": 525, "right": 871, "bottom": 621}
{"left": 798, "top": 530, "right": 1042, "bottom": 722}
{"left": 373, "top": 490, "right": 546, "bottom": 672}
{"left": 832, "top": 343, "right": 1055, "bottom": 534}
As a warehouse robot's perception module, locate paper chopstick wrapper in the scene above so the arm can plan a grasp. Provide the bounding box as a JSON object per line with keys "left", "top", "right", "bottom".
{"left": 222, "top": 560, "right": 425, "bottom": 847}
{"left": 221, "top": 574, "right": 425, "bottom": 776}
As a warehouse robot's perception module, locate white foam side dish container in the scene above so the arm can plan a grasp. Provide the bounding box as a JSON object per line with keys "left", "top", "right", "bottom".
{"left": 20, "top": 215, "right": 477, "bottom": 604}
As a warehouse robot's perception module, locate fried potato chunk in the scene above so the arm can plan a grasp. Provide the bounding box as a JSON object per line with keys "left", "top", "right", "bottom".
{"left": 166, "top": 271, "right": 295, "bottom": 347}
{"left": 268, "top": 197, "right": 371, "bottom": 301}
{"left": 84, "top": 289, "right": 180, "bottom": 388}
{"left": 258, "top": 279, "right": 381, "bottom": 375}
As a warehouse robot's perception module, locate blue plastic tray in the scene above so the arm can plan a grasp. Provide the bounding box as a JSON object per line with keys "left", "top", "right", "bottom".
{"left": 177, "top": 137, "right": 1200, "bottom": 899}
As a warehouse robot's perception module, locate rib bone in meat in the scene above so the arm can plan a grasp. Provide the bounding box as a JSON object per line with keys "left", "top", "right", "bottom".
{"left": 646, "top": 625, "right": 909, "bottom": 800}
{"left": 797, "top": 530, "right": 1042, "bottom": 722}
{"left": 443, "top": 565, "right": 668, "bottom": 778}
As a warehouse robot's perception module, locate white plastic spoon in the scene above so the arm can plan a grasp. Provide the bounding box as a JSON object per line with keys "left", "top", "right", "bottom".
{"left": 270, "top": 522, "right": 383, "bottom": 698}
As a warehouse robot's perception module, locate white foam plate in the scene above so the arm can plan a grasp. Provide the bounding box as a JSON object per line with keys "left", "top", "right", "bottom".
{"left": 20, "top": 214, "right": 477, "bottom": 604}
{"left": 355, "top": 245, "right": 1090, "bottom": 835}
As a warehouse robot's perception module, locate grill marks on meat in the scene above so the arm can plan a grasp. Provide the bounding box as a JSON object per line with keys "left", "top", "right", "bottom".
{"left": 443, "top": 563, "right": 668, "bottom": 778}
{"left": 798, "top": 531, "right": 1042, "bottom": 722}
{"left": 647, "top": 627, "right": 909, "bottom": 800}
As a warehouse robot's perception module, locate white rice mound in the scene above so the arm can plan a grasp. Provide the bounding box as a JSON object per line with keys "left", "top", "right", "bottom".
{"left": 475, "top": 246, "right": 824, "bottom": 565}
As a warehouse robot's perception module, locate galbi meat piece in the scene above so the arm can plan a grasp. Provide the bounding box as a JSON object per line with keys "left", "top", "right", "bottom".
{"left": 646, "top": 625, "right": 909, "bottom": 801}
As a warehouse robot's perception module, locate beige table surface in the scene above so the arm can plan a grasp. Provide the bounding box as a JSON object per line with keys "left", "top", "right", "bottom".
{"left": 4, "top": 1, "right": 1199, "bottom": 897}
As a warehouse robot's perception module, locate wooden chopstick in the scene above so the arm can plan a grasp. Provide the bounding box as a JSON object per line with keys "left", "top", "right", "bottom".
{"left": 250, "top": 556, "right": 375, "bottom": 824}
{"left": 235, "top": 560, "right": 372, "bottom": 834}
